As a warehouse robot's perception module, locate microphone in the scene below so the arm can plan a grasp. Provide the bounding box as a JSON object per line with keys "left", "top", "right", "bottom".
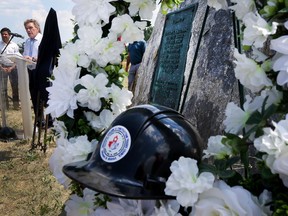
{"left": 10, "top": 32, "right": 24, "bottom": 39}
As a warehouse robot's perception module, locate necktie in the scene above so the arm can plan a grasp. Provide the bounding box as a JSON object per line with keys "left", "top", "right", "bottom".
{"left": 29, "top": 39, "right": 35, "bottom": 56}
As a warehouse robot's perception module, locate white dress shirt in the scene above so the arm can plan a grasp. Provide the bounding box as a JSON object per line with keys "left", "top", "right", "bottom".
{"left": 0, "top": 40, "right": 20, "bottom": 55}
{"left": 23, "top": 33, "right": 42, "bottom": 69}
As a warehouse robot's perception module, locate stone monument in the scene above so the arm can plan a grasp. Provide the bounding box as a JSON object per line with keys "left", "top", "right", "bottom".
{"left": 132, "top": 0, "right": 240, "bottom": 144}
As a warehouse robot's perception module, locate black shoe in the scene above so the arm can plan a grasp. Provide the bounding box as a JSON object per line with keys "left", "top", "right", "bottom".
{"left": 47, "top": 120, "right": 53, "bottom": 128}
{"left": 37, "top": 120, "right": 53, "bottom": 129}
{"left": 36, "top": 120, "right": 45, "bottom": 129}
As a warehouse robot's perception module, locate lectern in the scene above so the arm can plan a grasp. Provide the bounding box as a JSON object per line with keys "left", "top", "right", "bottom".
{"left": 6, "top": 54, "right": 34, "bottom": 139}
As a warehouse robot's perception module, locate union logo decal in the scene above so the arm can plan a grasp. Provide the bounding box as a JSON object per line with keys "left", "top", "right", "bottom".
{"left": 100, "top": 125, "right": 131, "bottom": 163}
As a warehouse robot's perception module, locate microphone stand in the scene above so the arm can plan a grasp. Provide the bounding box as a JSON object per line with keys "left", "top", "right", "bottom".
{"left": 1, "top": 35, "right": 14, "bottom": 54}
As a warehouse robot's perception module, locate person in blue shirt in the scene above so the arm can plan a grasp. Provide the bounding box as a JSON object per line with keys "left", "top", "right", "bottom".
{"left": 125, "top": 41, "right": 146, "bottom": 92}
{"left": 23, "top": 19, "right": 43, "bottom": 125}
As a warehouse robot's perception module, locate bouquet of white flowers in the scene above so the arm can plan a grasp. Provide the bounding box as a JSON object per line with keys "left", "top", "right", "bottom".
{"left": 47, "top": 0, "right": 288, "bottom": 215}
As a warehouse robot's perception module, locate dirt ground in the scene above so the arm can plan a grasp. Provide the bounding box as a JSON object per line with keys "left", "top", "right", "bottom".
{"left": 0, "top": 107, "right": 70, "bottom": 216}
{"left": 0, "top": 72, "right": 128, "bottom": 216}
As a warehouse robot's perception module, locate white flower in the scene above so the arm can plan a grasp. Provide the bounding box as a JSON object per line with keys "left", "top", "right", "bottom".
{"left": 152, "top": 200, "right": 181, "bottom": 216}
{"left": 272, "top": 54, "right": 288, "bottom": 86}
{"left": 62, "top": 40, "right": 91, "bottom": 69}
{"left": 77, "top": 53, "right": 91, "bottom": 68}
{"left": 285, "top": 20, "right": 288, "bottom": 30}
{"left": 164, "top": 157, "right": 215, "bottom": 207}
{"left": 203, "top": 135, "right": 232, "bottom": 159}
{"left": 271, "top": 37, "right": 288, "bottom": 85}
{"left": 191, "top": 180, "right": 267, "bottom": 216}
{"left": 77, "top": 25, "right": 102, "bottom": 44}
{"left": 77, "top": 25, "right": 103, "bottom": 57}
{"left": 251, "top": 46, "right": 268, "bottom": 62}
{"left": 247, "top": 86, "right": 283, "bottom": 117}
{"left": 271, "top": 36, "right": 288, "bottom": 55}
{"left": 93, "top": 35, "right": 125, "bottom": 67}
{"left": 243, "top": 12, "right": 278, "bottom": 48}
{"left": 258, "top": 86, "right": 283, "bottom": 109}
{"left": 87, "top": 61, "right": 107, "bottom": 75}
{"left": 65, "top": 188, "right": 96, "bottom": 216}
{"left": 109, "top": 83, "right": 133, "bottom": 115}
{"left": 242, "top": 12, "right": 278, "bottom": 48}
{"left": 125, "top": 0, "right": 156, "bottom": 20}
{"left": 277, "top": 116, "right": 288, "bottom": 142}
{"left": 45, "top": 67, "right": 80, "bottom": 118}
{"left": 254, "top": 117, "right": 288, "bottom": 157}
{"left": 259, "top": 190, "right": 273, "bottom": 215}
{"left": 207, "top": 0, "right": 228, "bottom": 11}
{"left": 57, "top": 42, "right": 83, "bottom": 71}
{"left": 110, "top": 14, "right": 145, "bottom": 43}
{"left": 254, "top": 127, "right": 284, "bottom": 158}
{"left": 77, "top": 74, "right": 109, "bottom": 112}
{"left": 72, "top": 0, "right": 116, "bottom": 27}
{"left": 53, "top": 120, "right": 68, "bottom": 138}
{"left": 229, "top": 0, "right": 256, "bottom": 20}
{"left": 55, "top": 40, "right": 90, "bottom": 75}
{"left": 93, "top": 198, "right": 155, "bottom": 216}
{"left": 84, "top": 109, "right": 115, "bottom": 132}
{"left": 49, "top": 135, "right": 96, "bottom": 188}
{"left": 273, "top": 150, "right": 288, "bottom": 187}
{"left": 223, "top": 102, "right": 249, "bottom": 134}
{"left": 49, "top": 137, "right": 72, "bottom": 187}
{"left": 224, "top": 95, "right": 261, "bottom": 134}
{"left": 233, "top": 48, "right": 272, "bottom": 92}
{"left": 254, "top": 116, "right": 288, "bottom": 183}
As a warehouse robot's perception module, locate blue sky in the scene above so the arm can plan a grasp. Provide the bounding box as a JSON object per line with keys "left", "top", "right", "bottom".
{"left": 0, "top": 0, "right": 75, "bottom": 44}
{"left": 0, "top": 0, "right": 160, "bottom": 45}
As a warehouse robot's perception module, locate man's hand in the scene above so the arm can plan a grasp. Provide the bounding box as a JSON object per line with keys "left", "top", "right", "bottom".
{"left": 24, "top": 56, "right": 37, "bottom": 62}
{"left": 24, "top": 55, "right": 32, "bottom": 61}
{"left": 5, "top": 67, "right": 13, "bottom": 73}
{"left": 1, "top": 66, "right": 8, "bottom": 73}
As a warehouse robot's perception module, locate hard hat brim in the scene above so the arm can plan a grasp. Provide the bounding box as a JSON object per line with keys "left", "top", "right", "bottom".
{"left": 63, "top": 160, "right": 175, "bottom": 199}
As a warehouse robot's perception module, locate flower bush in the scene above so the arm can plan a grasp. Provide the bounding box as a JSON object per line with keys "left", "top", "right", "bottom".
{"left": 46, "top": 0, "right": 288, "bottom": 215}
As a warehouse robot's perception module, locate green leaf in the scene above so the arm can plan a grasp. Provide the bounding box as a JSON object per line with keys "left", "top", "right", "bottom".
{"left": 214, "top": 159, "right": 227, "bottom": 170}
{"left": 243, "top": 124, "right": 259, "bottom": 140}
{"left": 226, "top": 171, "right": 243, "bottom": 187}
{"left": 260, "top": 165, "right": 275, "bottom": 179}
{"left": 242, "top": 45, "right": 251, "bottom": 51}
{"left": 254, "top": 127, "right": 265, "bottom": 138}
{"left": 198, "top": 163, "right": 217, "bottom": 175}
{"left": 226, "top": 156, "right": 240, "bottom": 167}
{"left": 74, "top": 84, "right": 84, "bottom": 93}
{"left": 240, "top": 150, "right": 249, "bottom": 174}
{"left": 223, "top": 134, "right": 248, "bottom": 155}
{"left": 223, "top": 133, "right": 240, "bottom": 140}
{"left": 77, "top": 119, "right": 91, "bottom": 134}
{"left": 218, "top": 170, "right": 236, "bottom": 179}
{"left": 263, "top": 104, "right": 278, "bottom": 119}
{"left": 246, "top": 111, "right": 262, "bottom": 125}
{"left": 94, "top": 194, "right": 111, "bottom": 208}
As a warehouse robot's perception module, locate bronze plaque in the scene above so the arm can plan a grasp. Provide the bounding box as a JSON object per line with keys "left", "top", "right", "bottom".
{"left": 150, "top": 4, "right": 198, "bottom": 110}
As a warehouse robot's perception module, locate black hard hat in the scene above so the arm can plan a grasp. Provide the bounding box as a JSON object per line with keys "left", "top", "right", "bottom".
{"left": 63, "top": 104, "right": 203, "bottom": 199}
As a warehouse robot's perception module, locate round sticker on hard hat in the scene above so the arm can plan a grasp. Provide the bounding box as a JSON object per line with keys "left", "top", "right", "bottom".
{"left": 100, "top": 125, "right": 131, "bottom": 163}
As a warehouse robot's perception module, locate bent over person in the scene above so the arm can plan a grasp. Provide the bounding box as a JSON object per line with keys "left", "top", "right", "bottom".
{"left": 126, "top": 40, "right": 146, "bottom": 92}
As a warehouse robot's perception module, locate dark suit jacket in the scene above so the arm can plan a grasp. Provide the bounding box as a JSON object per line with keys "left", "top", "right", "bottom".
{"left": 35, "top": 8, "right": 62, "bottom": 104}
